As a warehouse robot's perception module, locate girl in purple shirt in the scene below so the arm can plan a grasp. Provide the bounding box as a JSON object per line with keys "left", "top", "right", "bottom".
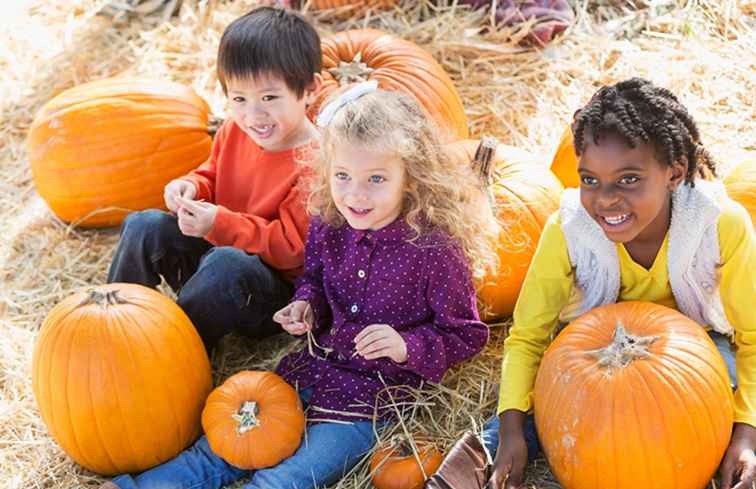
{"left": 103, "top": 85, "right": 498, "bottom": 489}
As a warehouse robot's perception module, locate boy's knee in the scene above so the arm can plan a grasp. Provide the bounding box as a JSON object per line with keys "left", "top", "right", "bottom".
{"left": 200, "top": 246, "right": 250, "bottom": 273}
{"left": 122, "top": 209, "right": 175, "bottom": 238}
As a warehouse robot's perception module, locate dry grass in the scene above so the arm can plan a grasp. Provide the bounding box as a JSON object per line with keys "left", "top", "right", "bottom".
{"left": 1, "top": 0, "right": 754, "bottom": 488}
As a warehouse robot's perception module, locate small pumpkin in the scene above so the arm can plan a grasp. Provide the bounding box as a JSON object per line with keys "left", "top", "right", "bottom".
{"left": 27, "top": 77, "right": 214, "bottom": 227}
{"left": 533, "top": 301, "right": 734, "bottom": 489}
{"left": 311, "top": 29, "right": 468, "bottom": 143}
{"left": 201, "top": 371, "right": 305, "bottom": 470}
{"left": 31, "top": 284, "right": 212, "bottom": 475}
{"left": 724, "top": 159, "right": 755, "bottom": 228}
{"left": 549, "top": 125, "right": 580, "bottom": 189}
{"left": 370, "top": 434, "right": 444, "bottom": 489}
{"left": 446, "top": 138, "right": 563, "bottom": 320}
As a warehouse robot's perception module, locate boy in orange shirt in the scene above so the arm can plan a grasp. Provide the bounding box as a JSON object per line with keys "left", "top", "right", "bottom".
{"left": 108, "top": 6, "right": 322, "bottom": 353}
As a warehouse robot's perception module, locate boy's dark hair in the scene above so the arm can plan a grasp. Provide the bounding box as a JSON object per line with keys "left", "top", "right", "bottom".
{"left": 572, "top": 77, "right": 717, "bottom": 186}
{"left": 217, "top": 6, "right": 321, "bottom": 98}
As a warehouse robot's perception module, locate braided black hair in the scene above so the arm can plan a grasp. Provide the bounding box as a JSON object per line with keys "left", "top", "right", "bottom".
{"left": 572, "top": 78, "right": 717, "bottom": 186}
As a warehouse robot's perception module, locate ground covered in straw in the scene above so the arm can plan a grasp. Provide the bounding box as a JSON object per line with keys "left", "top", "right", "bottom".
{"left": 1, "top": 1, "right": 754, "bottom": 488}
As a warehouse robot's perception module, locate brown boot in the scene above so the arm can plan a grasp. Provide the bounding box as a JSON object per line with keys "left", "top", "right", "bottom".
{"left": 425, "top": 431, "right": 492, "bottom": 489}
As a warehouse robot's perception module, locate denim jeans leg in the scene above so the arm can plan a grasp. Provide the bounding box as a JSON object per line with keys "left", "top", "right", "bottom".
{"left": 708, "top": 331, "right": 737, "bottom": 389}
{"left": 111, "top": 436, "right": 247, "bottom": 489}
{"left": 245, "top": 420, "right": 377, "bottom": 489}
{"left": 107, "top": 209, "right": 212, "bottom": 290}
{"left": 177, "top": 247, "right": 293, "bottom": 350}
{"left": 481, "top": 412, "right": 540, "bottom": 463}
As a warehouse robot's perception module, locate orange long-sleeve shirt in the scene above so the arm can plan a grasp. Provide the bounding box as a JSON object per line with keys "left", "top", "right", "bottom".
{"left": 180, "top": 120, "right": 314, "bottom": 281}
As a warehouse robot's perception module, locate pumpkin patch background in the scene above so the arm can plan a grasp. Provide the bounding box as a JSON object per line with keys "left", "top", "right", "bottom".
{"left": 1, "top": 1, "right": 754, "bottom": 488}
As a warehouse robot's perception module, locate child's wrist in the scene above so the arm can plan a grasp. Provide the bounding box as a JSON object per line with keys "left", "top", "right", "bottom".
{"left": 499, "top": 409, "right": 527, "bottom": 435}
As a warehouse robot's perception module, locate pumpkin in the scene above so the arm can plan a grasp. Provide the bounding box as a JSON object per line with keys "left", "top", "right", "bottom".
{"left": 533, "top": 301, "right": 734, "bottom": 489}
{"left": 201, "top": 370, "right": 305, "bottom": 470}
{"left": 724, "top": 159, "right": 756, "bottom": 228}
{"left": 311, "top": 29, "right": 468, "bottom": 143}
{"left": 27, "top": 77, "right": 214, "bottom": 228}
{"left": 370, "top": 435, "right": 444, "bottom": 489}
{"left": 446, "top": 138, "right": 563, "bottom": 320}
{"left": 31, "top": 284, "right": 212, "bottom": 475}
{"left": 549, "top": 125, "right": 580, "bottom": 189}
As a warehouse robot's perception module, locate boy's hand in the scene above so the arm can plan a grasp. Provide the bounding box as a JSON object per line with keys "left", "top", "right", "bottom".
{"left": 164, "top": 180, "right": 196, "bottom": 213}
{"left": 176, "top": 196, "right": 217, "bottom": 238}
{"left": 489, "top": 410, "right": 528, "bottom": 489}
{"left": 353, "top": 324, "right": 407, "bottom": 363}
{"left": 719, "top": 423, "right": 756, "bottom": 489}
{"left": 273, "top": 301, "right": 314, "bottom": 336}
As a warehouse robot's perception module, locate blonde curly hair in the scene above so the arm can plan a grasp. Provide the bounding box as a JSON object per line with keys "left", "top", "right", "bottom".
{"left": 306, "top": 89, "right": 499, "bottom": 280}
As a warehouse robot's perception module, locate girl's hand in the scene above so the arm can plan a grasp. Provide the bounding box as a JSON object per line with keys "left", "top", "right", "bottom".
{"left": 719, "top": 423, "right": 756, "bottom": 489}
{"left": 353, "top": 324, "right": 407, "bottom": 363}
{"left": 175, "top": 196, "right": 217, "bottom": 237}
{"left": 273, "top": 301, "right": 314, "bottom": 336}
{"left": 164, "top": 180, "right": 196, "bottom": 213}
{"left": 488, "top": 410, "right": 528, "bottom": 489}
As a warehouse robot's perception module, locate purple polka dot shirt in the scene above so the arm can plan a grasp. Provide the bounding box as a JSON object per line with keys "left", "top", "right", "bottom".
{"left": 276, "top": 217, "right": 489, "bottom": 422}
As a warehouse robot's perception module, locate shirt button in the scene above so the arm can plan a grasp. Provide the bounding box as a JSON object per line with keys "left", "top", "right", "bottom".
{"left": 350, "top": 304, "right": 359, "bottom": 313}
{"left": 357, "top": 270, "right": 366, "bottom": 278}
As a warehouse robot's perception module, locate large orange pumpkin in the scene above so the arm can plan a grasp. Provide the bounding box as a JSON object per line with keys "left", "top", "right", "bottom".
{"left": 311, "top": 29, "right": 468, "bottom": 143}
{"left": 31, "top": 284, "right": 212, "bottom": 475}
{"left": 533, "top": 301, "right": 734, "bottom": 489}
{"left": 370, "top": 435, "right": 444, "bottom": 489}
{"left": 202, "top": 371, "right": 305, "bottom": 470}
{"left": 549, "top": 125, "right": 579, "bottom": 189}
{"left": 446, "top": 138, "right": 563, "bottom": 320}
{"left": 27, "top": 77, "right": 214, "bottom": 227}
{"left": 724, "top": 159, "right": 755, "bottom": 228}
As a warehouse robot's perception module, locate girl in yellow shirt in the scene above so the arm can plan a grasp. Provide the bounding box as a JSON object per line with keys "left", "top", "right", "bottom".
{"left": 429, "top": 78, "right": 756, "bottom": 489}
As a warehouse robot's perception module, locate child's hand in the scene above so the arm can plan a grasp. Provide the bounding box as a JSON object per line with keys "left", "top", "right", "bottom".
{"left": 273, "top": 301, "right": 314, "bottom": 336}
{"left": 175, "top": 196, "right": 217, "bottom": 238}
{"left": 164, "top": 180, "right": 196, "bottom": 213}
{"left": 488, "top": 410, "right": 529, "bottom": 489}
{"left": 719, "top": 423, "right": 756, "bottom": 489}
{"left": 353, "top": 324, "right": 407, "bottom": 363}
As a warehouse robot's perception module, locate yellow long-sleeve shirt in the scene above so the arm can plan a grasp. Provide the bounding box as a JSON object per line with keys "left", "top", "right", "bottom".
{"left": 498, "top": 199, "right": 756, "bottom": 427}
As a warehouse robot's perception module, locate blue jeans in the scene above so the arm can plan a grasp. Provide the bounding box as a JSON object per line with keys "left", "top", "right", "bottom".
{"left": 112, "top": 390, "right": 380, "bottom": 489}
{"left": 481, "top": 330, "right": 738, "bottom": 462}
{"left": 108, "top": 210, "right": 292, "bottom": 351}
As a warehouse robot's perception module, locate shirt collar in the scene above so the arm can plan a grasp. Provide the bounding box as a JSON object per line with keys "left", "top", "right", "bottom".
{"left": 348, "top": 217, "right": 414, "bottom": 244}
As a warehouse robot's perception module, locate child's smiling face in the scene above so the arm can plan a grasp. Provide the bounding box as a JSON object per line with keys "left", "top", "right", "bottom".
{"left": 330, "top": 142, "right": 405, "bottom": 231}
{"left": 226, "top": 72, "right": 319, "bottom": 152}
{"left": 578, "top": 134, "right": 685, "bottom": 246}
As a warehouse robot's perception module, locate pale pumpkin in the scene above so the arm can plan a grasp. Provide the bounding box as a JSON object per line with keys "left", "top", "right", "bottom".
{"left": 312, "top": 29, "right": 468, "bottom": 143}
{"left": 446, "top": 138, "right": 563, "bottom": 320}
{"left": 27, "top": 77, "right": 214, "bottom": 227}
{"left": 370, "top": 435, "right": 444, "bottom": 489}
{"left": 31, "top": 284, "right": 212, "bottom": 475}
{"left": 724, "top": 159, "right": 755, "bottom": 228}
{"left": 202, "top": 371, "right": 305, "bottom": 470}
{"left": 549, "top": 125, "right": 579, "bottom": 188}
{"left": 534, "top": 301, "right": 734, "bottom": 489}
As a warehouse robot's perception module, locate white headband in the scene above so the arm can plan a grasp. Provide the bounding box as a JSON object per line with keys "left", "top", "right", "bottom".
{"left": 316, "top": 80, "right": 379, "bottom": 128}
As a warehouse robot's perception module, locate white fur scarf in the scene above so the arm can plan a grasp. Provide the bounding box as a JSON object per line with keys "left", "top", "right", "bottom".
{"left": 558, "top": 179, "right": 734, "bottom": 335}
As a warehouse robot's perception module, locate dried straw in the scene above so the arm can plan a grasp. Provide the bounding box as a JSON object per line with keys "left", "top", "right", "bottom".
{"left": 1, "top": 0, "right": 754, "bottom": 488}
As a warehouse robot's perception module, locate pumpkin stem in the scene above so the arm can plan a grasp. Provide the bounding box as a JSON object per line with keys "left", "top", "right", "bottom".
{"left": 327, "top": 52, "right": 375, "bottom": 86}
{"left": 208, "top": 116, "right": 224, "bottom": 137}
{"left": 585, "top": 321, "right": 658, "bottom": 371}
{"left": 79, "top": 289, "right": 128, "bottom": 307}
{"left": 472, "top": 136, "right": 498, "bottom": 188}
{"left": 232, "top": 401, "right": 261, "bottom": 434}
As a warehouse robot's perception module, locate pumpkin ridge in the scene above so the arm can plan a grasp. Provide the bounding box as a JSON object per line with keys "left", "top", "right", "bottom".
{"left": 88, "top": 313, "right": 122, "bottom": 474}
{"left": 631, "top": 362, "right": 681, "bottom": 487}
